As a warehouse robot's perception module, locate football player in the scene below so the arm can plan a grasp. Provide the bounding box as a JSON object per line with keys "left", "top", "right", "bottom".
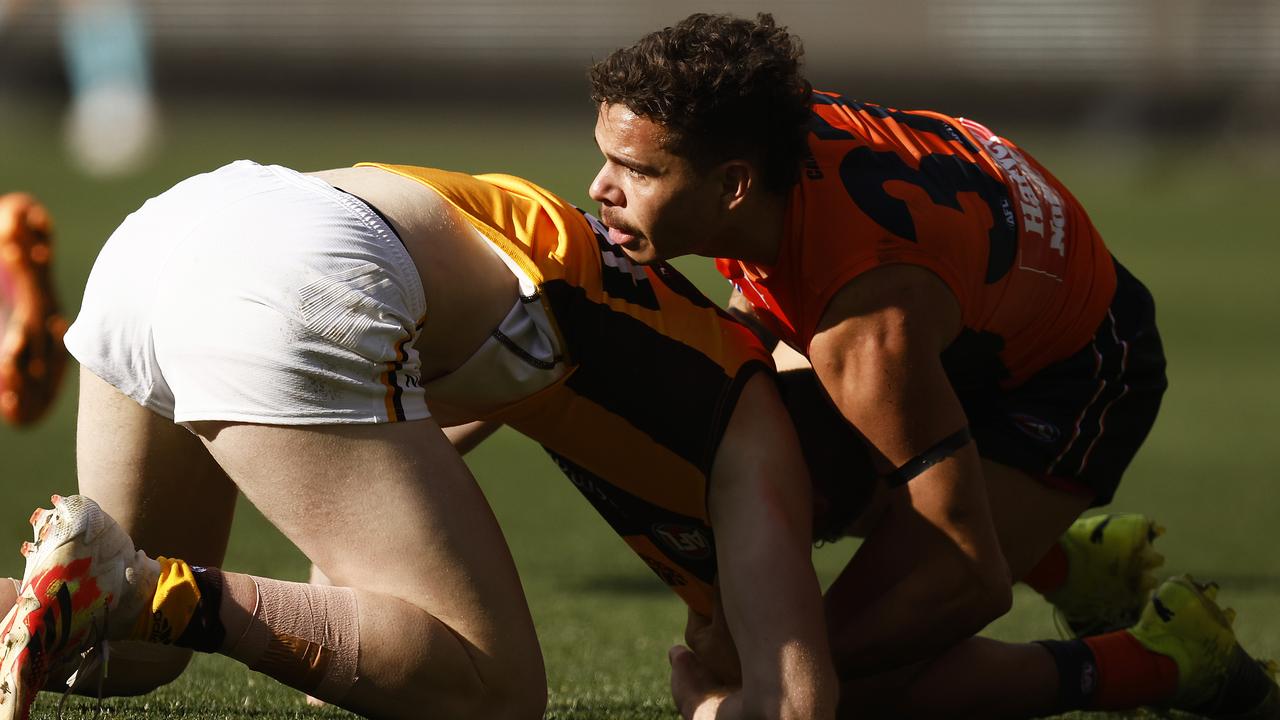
{"left": 587, "top": 13, "right": 1278, "bottom": 719}
{"left": 0, "top": 162, "right": 834, "bottom": 720}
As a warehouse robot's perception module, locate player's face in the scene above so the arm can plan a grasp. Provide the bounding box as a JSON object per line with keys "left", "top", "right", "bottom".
{"left": 589, "top": 103, "right": 723, "bottom": 264}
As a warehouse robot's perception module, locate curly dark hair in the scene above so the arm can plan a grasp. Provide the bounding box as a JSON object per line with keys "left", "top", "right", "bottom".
{"left": 590, "top": 13, "right": 812, "bottom": 194}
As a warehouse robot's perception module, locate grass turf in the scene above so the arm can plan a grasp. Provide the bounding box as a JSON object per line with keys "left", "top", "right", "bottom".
{"left": 0, "top": 96, "right": 1276, "bottom": 718}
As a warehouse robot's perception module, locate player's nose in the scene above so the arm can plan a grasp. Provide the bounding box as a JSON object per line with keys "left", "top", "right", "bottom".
{"left": 588, "top": 165, "right": 622, "bottom": 207}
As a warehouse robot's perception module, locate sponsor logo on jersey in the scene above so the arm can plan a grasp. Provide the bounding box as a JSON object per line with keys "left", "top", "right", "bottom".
{"left": 960, "top": 118, "right": 1069, "bottom": 280}
{"left": 640, "top": 555, "right": 688, "bottom": 587}
{"left": 551, "top": 453, "right": 625, "bottom": 514}
{"left": 1011, "top": 412, "right": 1061, "bottom": 443}
{"left": 652, "top": 523, "right": 713, "bottom": 560}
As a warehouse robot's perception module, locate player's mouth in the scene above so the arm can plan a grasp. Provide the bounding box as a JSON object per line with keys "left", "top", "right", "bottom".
{"left": 607, "top": 226, "right": 642, "bottom": 248}
{"left": 600, "top": 214, "right": 644, "bottom": 249}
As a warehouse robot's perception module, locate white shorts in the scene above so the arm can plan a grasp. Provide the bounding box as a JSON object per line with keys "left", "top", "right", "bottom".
{"left": 66, "top": 160, "right": 431, "bottom": 425}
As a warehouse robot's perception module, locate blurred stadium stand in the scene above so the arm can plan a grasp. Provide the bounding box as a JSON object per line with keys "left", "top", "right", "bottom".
{"left": 1, "top": 0, "right": 1276, "bottom": 127}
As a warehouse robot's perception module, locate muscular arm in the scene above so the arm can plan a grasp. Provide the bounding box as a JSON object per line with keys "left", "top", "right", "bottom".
{"left": 807, "top": 265, "right": 1011, "bottom": 678}
{"left": 672, "top": 372, "right": 837, "bottom": 720}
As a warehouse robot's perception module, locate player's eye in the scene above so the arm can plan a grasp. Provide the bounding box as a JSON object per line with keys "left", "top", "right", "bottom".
{"left": 625, "top": 166, "right": 647, "bottom": 179}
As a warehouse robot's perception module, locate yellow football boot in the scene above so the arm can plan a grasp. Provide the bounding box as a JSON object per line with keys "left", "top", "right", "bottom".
{"left": 1045, "top": 513, "right": 1166, "bottom": 637}
{"left": 1128, "top": 575, "right": 1279, "bottom": 718}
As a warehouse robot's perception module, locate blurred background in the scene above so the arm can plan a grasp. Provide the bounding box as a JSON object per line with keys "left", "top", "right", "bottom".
{"left": 4, "top": 0, "right": 1278, "bottom": 125}
{"left": 0, "top": 1, "right": 1277, "bottom": 717}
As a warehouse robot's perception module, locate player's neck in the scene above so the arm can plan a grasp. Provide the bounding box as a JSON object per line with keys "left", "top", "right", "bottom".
{"left": 708, "top": 189, "right": 788, "bottom": 268}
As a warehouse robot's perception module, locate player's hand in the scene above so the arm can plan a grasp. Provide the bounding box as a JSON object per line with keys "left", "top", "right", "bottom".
{"left": 669, "top": 644, "right": 731, "bottom": 720}
{"left": 683, "top": 603, "right": 742, "bottom": 685}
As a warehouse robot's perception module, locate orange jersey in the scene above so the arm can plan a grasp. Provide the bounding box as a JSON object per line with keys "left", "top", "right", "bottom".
{"left": 717, "top": 91, "right": 1117, "bottom": 386}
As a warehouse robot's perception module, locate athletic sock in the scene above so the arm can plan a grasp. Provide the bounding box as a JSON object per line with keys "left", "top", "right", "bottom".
{"left": 219, "top": 572, "right": 361, "bottom": 700}
{"left": 1037, "top": 634, "right": 1178, "bottom": 712}
{"left": 1084, "top": 631, "right": 1179, "bottom": 709}
{"left": 126, "top": 560, "right": 360, "bottom": 700}
{"left": 1023, "top": 542, "right": 1068, "bottom": 596}
{"left": 130, "top": 556, "right": 226, "bottom": 652}
{"left": 178, "top": 565, "right": 227, "bottom": 651}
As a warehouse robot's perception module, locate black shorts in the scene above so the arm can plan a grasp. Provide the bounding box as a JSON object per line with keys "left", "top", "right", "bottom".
{"left": 782, "top": 258, "right": 1166, "bottom": 540}
{"left": 962, "top": 259, "right": 1166, "bottom": 506}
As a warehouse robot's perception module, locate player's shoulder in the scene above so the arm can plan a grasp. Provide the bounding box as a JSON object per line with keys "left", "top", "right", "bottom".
{"left": 812, "top": 263, "right": 962, "bottom": 354}
{"left": 807, "top": 90, "right": 978, "bottom": 157}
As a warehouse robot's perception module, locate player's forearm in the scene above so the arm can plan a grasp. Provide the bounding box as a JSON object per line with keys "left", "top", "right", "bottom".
{"left": 704, "top": 374, "right": 837, "bottom": 719}
{"left": 830, "top": 520, "right": 1011, "bottom": 676}
{"left": 713, "top": 497, "right": 836, "bottom": 719}
{"left": 814, "top": 333, "right": 1013, "bottom": 666}
{"left": 824, "top": 451, "right": 1012, "bottom": 677}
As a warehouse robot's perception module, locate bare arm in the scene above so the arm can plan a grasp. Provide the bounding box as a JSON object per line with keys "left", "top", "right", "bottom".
{"left": 807, "top": 265, "right": 1011, "bottom": 677}
{"left": 671, "top": 372, "right": 836, "bottom": 720}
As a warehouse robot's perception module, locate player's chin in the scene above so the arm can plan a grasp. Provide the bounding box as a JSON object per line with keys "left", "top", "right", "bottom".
{"left": 619, "top": 239, "right": 662, "bottom": 265}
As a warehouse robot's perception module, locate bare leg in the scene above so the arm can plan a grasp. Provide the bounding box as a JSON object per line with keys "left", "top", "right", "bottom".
{"left": 76, "top": 369, "right": 546, "bottom": 719}
{"left": 830, "top": 461, "right": 1092, "bottom": 717}
{"left": 75, "top": 367, "right": 238, "bottom": 694}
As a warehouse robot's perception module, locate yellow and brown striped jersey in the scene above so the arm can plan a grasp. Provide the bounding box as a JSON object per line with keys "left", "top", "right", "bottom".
{"left": 360, "top": 164, "right": 773, "bottom": 614}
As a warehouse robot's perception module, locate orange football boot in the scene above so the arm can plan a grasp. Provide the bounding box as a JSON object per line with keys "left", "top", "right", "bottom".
{"left": 0, "top": 193, "right": 68, "bottom": 426}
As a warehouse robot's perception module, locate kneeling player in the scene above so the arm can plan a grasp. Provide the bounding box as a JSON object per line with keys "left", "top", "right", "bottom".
{"left": 587, "top": 12, "right": 1279, "bottom": 719}
{"left": 0, "top": 162, "right": 835, "bottom": 720}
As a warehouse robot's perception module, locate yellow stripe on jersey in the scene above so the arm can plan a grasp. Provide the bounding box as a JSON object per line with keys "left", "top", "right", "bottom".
{"left": 355, "top": 162, "right": 764, "bottom": 380}
{"left": 356, "top": 163, "right": 600, "bottom": 290}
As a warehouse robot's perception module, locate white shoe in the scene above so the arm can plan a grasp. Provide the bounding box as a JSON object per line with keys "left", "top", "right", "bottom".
{"left": 0, "top": 495, "right": 158, "bottom": 720}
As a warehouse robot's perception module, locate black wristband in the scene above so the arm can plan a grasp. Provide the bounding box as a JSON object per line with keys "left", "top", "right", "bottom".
{"left": 881, "top": 426, "right": 972, "bottom": 487}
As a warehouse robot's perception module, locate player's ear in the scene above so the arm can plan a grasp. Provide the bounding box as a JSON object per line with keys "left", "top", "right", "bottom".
{"left": 719, "top": 160, "right": 754, "bottom": 211}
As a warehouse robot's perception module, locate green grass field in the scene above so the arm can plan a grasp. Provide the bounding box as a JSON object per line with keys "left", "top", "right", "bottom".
{"left": 1, "top": 95, "right": 1277, "bottom": 719}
